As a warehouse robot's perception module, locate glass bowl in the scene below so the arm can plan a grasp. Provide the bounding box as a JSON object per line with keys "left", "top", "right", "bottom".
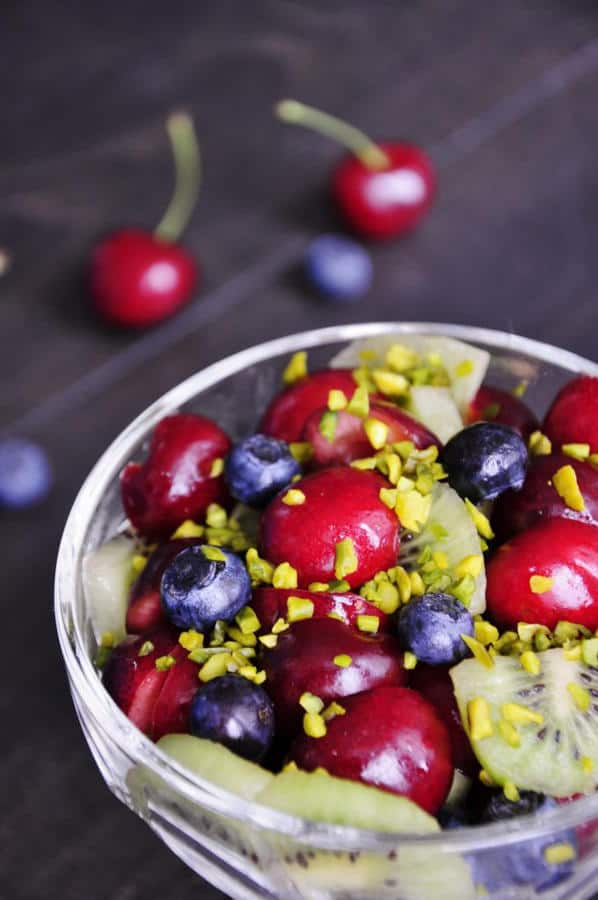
{"left": 55, "top": 322, "right": 598, "bottom": 900}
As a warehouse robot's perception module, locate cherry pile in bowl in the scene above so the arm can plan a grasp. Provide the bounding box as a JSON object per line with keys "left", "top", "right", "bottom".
{"left": 85, "top": 335, "right": 598, "bottom": 894}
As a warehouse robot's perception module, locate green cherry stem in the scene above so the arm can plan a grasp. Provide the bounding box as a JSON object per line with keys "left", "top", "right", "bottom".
{"left": 275, "top": 99, "right": 389, "bottom": 170}
{"left": 155, "top": 111, "right": 201, "bottom": 243}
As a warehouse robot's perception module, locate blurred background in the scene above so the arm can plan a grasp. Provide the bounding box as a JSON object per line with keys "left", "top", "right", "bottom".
{"left": 2, "top": 2, "right": 598, "bottom": 897}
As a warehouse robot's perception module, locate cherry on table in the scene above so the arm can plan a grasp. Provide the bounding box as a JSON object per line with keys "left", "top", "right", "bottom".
{"left": 90, "top": 112, "right": 201, "bottom": 328}
{"left": 276, "top": 99, "right": 435, "bottom": 240}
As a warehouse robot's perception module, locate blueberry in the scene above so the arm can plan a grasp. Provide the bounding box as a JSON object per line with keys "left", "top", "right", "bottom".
{"left": 396, "top": 592, "right": 473, "bottom": 665}
{"left": 473, "top": 793, "right": 577, "bottom": 893}
{"left": 304, "top": 234, "right": 373, "bottom": 301}
{"left": 160, "top": 545, "right": 251, "bottom": 631}
{"left": 224, "top": 434, "right": 300, "bottom": 507}
{"left": 442, "top": 422, "right": 528, "bottom": 503}
{"left": 0, "top": 438, "right": 52, "bottom": 509}
{"left": 189, "top": 674, "right": 275, "bottom": 762}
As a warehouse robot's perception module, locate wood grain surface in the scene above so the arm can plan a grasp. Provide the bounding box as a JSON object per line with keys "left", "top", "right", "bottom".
{"left": 2, "top": 2, "right": 598, "bottom": 898}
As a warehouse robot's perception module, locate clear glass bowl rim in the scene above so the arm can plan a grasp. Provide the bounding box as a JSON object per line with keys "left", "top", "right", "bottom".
{"left": 54, "top": 321, "right": 598, "bottom": 855}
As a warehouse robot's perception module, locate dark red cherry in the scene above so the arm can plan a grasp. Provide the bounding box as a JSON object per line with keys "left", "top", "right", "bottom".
{"left": 126, "top": 538, "right": 203, "bottom": 633}
{"left": 120, "top": 413, "right": 231, "bottom": 540}
{"left": 102, "top": 628, "right": 178, "bottom": 736}
{"left": 90, "top": 229, "right": 197, "bottom": 328}
{"left": 303, "top": 401, "right": 440, "bottom": 467}
{"left": 331, "top": 142, "right": 435, "bottom": 240}
{"left": 543, "top": 375, "right": 598, "bottom": 454}
{"left": 276, "top": 100, "right": 434, "bottom": 241}
{"left": 251, "top": 586, "right": 390, "bottom": 633}
{"left": 260, "top": 369, "right": 359, "bottom": 443}
{"left": 262, "top": 617, "right": 406, "bottom": 736}
{"left": 90, "top": 113, "right": 201, "bottom": 329}
{"left": 492, "top": 453, "right": 598, "bottom": 541}
{"left": 260, "top": 466, "right": 399, "bottom": 589}
{"left": 486, "top": 518, "right": 598, "bottom": 630}
{"left": 290, "top": 685, "right": 452, "bottom": 814}
{"left": 409, "top": 664, "right": 478, "bottom": 776}
{"left": 467, "top": 385, "right": 539, "bottom": 441}
{"left": 152, "top": 643, "right": 200, "bottom": 741}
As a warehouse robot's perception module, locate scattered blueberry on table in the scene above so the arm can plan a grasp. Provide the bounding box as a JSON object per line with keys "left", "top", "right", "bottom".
{"left": 0, "top": 437, "right": 52, "bottom": 509}
{"left": 304, "top": 234, "right": 373, "bottom": 301}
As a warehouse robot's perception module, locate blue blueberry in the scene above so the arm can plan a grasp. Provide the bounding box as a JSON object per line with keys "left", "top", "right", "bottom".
{"left": 160, "top": 545, "right": 251, "bottom": 631}
{"left": 304, "top": 234, "right": 373, "bottom": 301}
{"left": 472, "top": 793, "right": 577, "bottom": 893}
{"left": 0, "top": 438, "right": 52, "bottom": 509}
{"left": 189, "top": 674, "right": 275, "bottom": 762}
{"left": 224, "top": 433, "right": 301, "bottom": 507}
{"left": 442, "top": 422, "right": 528, "bottom": 503}
{"left": 396, "top": 592, "right": 473, "bottom": 665}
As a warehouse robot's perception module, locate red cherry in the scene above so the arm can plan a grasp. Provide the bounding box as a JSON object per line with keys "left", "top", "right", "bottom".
{"left": 152, "top": 643, "right": 200, "bottom": 741}
{"left": 466, "top": 384, "right": 539, "bottom": 441}
{"left": 121, "top": 413, "right": 231, "bottom": 540}
{"left": 261, "top": 617, "right": 406, "bottom": 736}
{"left": 260, "top": 369, "right": 359, "bottom": 443}
{"left": 543, "top": 375, "right": 598, "bottom": 454}
{"left": 90, "top": 229, "right": 197, "bottom": 328}
{"left": 276, "top": 100, "right": 434, "bottom": 240}
{"left": 409, "top": 664, "right": 478, "bottom": 776}
{"left": 251, "top": 586, "right": 390, "bottom": 633}
{"left": 303, "top": 401, "right": 440, "bottom": 467}
{"left": 492, "top": 453, "right": 598, "bottom": 541}
{"left": 126, "top": 537, "right": 203, "bottom": 633}
{"left": 260, "top": 466, "right": 399, "bottom": 589}
{"left": 290, "top": 685, "right": 453, "bottom": 814}
{"left": 486, "top": 518, "right": 598, "bottom": 630}
{"left": 102, "top": 627, "right": 179, "bottom": 735}
{"left": 331, "top": 143, "right": 434, "bottom": 240}
{"left": 91, "top": 113, "right": 201, "bottom": 329}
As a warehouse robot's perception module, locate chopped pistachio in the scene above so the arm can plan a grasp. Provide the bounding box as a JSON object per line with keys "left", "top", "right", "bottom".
{"left": 356, "top": 614, "right": 380, "bottom": 634}
{"left": 322, "top": 701, "right": 346, "bottom": 721}
{"left": 454, "top": 554, "right": 484, "bottom": 579}
{"left": 246, "top": 548, "right": 274, "bottom": 585}
{"left": 371, "top": 369, "right": 409, "bottom": 397}
{"left": 179, "top": 630, "right": 204, "bottom": 652}
{"left": 271, "top": 618, "right": 289, "bottom": 635}
{"left": 475, "top": 621, "right": 499, "bottom": 645}
{"left": 552, "top": 464, "right": 585, "bottom": 512}
{"left": 289, "top": 441, "right": 313, "bottom": 464}
{"left": 131, "top": 553, "right": 149, "bottom": 575}
{"left": 395, "top": 489, "right": 432, "bottom": 533}
{"left": 501, "top": 703, "right": 544, "bottom": 726}
{"left": 235, "top": 606, "right": 261, "bottom": 635}
{"left": 198, "top": 652, "right": 231, "bottom": 682}
{"left": 561, "top": 443, "right": 590, "bottom": 461}
{"left": 462, "top": 634, "right": 494, "bottom": 669}
{"left": 379, "top": 487, "right": 398, "bottom": 510}
{"left": 299, "top": 692, "right": 324, "bottom": 714}
{"left": 385, "top": 343, "right": 419, "bottom": 373}
{"left": 567, "top": 682, "right": 590, "bottom": 711}
{"left": 519, "top": 650, "right": 541, "bottom": 676}
{"left": 455, "top": 359, "right": 474, "bottom": 377}
{"left": 346, "top": 385, "right": 370, "bottom": 418}
{"left": 467, "top": 697, "right": 493, "bottom": 741}
{"left": 464, "top": 498, "right": 495, "bottom": 540}
{"left": 333, "top": 654, "right": 352, "bottom": 668}
{"left": 512, "top": 380, "right": 528, "bottom": 398}
{"left": 307, "top": 581, "right": 329, "bottom": 592}
{"left": 528, "top": 430, "right": 552, "bottom": 456}
{"left": 327, "top": 389, "right": 348, "bottom": 411}
{"left": 283, "top": 351, "right": 307, "bottom": 385}
{"left": 503, "top": 781, "right": 520, "bottom": 803}
{"left": 543, "top": 843, "right": 576, "bottom": 865}
{"left": 259, "top": 633, "right": 278, "bottom": 649}
{"left": 334, "top": 538, "right": 358, "bottom": 580}
{"left": 363, "top": 417, "right": 389, "bottom": 450}
{"left": 206, "top": 503, "right": 228, "bottom": 529}
{"left": 286, "top": 595, "right": 314, "bottom": 622}
{"left": 529, "top": 574, "right": 553, "bottom": 594}
{"left": 155, "top": 654, "right": 176, "bottom": 672}
{"left": 209, "top": 457, "right": 224, "bottom": 477}
{"left": 282, "top": 488, "right": 306, "bottom": 506}
{"left": 272, "top": 561, "right": 298, "bottom": 589}
{"left": 581, "top": 637, "right": 598, "bottom": 667}
{"left": 303, "top": 712, "right": 327, "bottom": 738}
{"left": 403, "top": 651, "right": 418, "bottom": 670}
{"left": 202, "top": 545, "right": 226, "bottom": 563}
{"left": 253, "top": 670, "right": 267, "bottom": 685}
{"left": 138, "top": 640, "right": 155, "bottom": 657}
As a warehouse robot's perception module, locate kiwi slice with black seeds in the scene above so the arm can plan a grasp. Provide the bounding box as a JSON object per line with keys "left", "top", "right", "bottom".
{"left": 451, "top": 648, "right": 598, "bottom": 796}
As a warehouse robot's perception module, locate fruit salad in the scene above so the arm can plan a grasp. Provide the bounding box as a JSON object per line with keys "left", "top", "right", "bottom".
{"left": 84, "top": 334, "right": 598, "bottom": 896}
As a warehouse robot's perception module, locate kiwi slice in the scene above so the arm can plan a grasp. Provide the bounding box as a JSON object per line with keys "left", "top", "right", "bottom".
{"left": 407, "top": 385, "right": 463, "bottom": 443}
{"left": 83, "top": 534, "right": 135, "bottom": 643}
{"left": 258, "top": 772, "right": 475, "bottom": 900}
{"left": 156, "top": 734, "right": 273, "bottom": 799}
{"left": 400, "top": 483, "right": 487, "bottom": 615}
{"left": 451, "top": 649, "right": 598, "bottom": 796}
{"left": 257, "top": 769, "right": 438, "bottom": 833}
{"left": 330, "top": 334, "right": 489, "bottom": 414}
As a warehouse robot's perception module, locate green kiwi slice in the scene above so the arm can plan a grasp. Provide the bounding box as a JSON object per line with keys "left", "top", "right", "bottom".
{"left": 407, "top": 385, "right": 463, "bottom": 443}
{"left": 400, "top": 482, "right": 487, "bottom": 615}
{"left": 156, "top": 734, "right": 273, "bottom": 799}
{"left": 83, "top": 534, "right": 135, "bottom": 643}
{"left": 450, "top": 648, "right": 598, "bottom": 796}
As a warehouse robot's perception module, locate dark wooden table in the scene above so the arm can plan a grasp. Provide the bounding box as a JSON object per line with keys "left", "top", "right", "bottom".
{"left": 3, "top": 2, "right": 598, "bottom": 897}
